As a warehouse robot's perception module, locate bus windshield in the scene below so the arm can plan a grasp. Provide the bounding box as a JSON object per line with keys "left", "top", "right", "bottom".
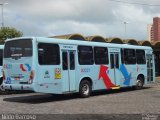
{"left": 4, "top": 39, "right": 32, "bottom": 58}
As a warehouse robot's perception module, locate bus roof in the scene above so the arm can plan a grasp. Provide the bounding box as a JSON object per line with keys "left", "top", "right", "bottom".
{"left": 5, "top": 37, "right": 152, "bottom": 50}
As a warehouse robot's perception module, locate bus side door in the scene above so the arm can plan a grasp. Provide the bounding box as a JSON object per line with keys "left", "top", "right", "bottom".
{"left": 146, "top": 54, "right": 154, "bottom": 83}
{"left": 62, "top": 50, "right": 76, "bottom": 92}
{"left": 109, "top": 51, "right": 121, "bottom": 86}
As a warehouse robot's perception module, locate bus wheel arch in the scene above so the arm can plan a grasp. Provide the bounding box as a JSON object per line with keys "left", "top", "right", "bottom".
{"left": 135, "top": 74, "right": 144, "bottom": 89}
{"left": 79, "top": 77, "right": 93, "bottom": 98}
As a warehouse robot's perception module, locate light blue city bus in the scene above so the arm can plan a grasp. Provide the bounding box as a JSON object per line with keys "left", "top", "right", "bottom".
{"left": 2, "top": 37, "right": 155, "bottom": 97}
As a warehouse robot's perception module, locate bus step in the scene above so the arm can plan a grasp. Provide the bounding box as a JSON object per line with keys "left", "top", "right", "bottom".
{"left": 111, "top": 86, "right": 120, "bottom": 90}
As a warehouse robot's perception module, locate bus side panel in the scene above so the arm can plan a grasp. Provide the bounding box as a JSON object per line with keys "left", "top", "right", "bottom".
{"left": 136, "top": 64, "right": 147, "bottom": 84}
{"left": 76, "top": 64, "right": 121, "bottom": 91}
{"left": 120, "top": 65, "right": 137, "bottom": 87}
{"left": 35, "top": 65, "right": 63, "bottom": 94}
{"left": 33, "top": 41, "right": 63, "bottom": 94}
{"left": 76, "top": 65, "right": 105, "bottom": 91}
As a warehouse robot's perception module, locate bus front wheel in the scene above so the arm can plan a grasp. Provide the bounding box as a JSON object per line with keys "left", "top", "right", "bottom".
{"left": 79, "top": 80, "right": 92, "bottom": 98}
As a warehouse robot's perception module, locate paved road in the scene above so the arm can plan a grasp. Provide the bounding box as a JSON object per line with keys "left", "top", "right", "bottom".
{"left": 0, "top": 82, "right": 160, "bottom": 119}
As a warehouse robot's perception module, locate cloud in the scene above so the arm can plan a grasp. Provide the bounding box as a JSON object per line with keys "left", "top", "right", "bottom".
{"left": 1, "top": 0, "right": 160, "bottom": 40}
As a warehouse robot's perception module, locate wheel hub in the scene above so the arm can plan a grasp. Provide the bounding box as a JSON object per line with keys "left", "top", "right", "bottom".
{"left": 82, "top": 84, "right": 89, "bottom": 95}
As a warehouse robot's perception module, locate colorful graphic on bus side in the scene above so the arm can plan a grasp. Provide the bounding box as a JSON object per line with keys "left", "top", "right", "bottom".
{"left": 98, "top": 65, "right": 116, "bottom": 89}
{"left": 20, "top": 64, "right": 31, "bottom": 72}
{"left": 55, "top": 68, "right": 61, "bottom": 79}
{"left": 119, "top": 64, "right": 131, "bottom": 85}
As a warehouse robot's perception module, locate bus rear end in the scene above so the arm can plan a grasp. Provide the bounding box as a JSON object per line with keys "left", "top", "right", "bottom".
{"left": 2, "top": 38, "right": 35, "bottom": 91}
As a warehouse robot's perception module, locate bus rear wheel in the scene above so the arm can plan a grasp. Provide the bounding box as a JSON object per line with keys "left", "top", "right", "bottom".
{"left": 135, "top": 77, "right": 144, "bottom": 90}
{"left": 0, "top": 77, "right": 4, "bottom": 91}
{"left": 79, "top": 80, "right": 92, "bottom": 98}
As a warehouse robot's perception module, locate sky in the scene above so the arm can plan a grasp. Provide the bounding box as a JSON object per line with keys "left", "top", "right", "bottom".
{"left": 1, "top": 0, "right": 160, "bottom": 41}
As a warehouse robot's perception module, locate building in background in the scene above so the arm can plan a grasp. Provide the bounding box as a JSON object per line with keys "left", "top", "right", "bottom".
{"left": 147, "top": 24, "right": 152, "bottom": 41}
{"left": 148, "top": 17, "right": 160, "bottom": 42}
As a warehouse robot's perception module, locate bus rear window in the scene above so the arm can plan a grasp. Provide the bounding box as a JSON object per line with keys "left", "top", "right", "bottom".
{"left": 4, "top": 39, "right": 32, "bottom": 58}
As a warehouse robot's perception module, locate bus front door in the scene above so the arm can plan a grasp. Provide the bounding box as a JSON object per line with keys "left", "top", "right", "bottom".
{"left": 146, "top": 54, "right": 153, "bottom": 82}
{"left": 62, "top": 51, "right": 76, "bottom": 92}
{"left": 109, "top": 52, "right": 120, "bottom": 86}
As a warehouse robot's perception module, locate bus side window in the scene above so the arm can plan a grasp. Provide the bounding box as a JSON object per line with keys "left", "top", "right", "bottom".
{"left": 70, "top": 52, "right": 75, "bottom": 70}
{"left": 124, "top": 49, "right": 136, "bottom": 64}
{"left": 62, "top": 52, "right": 68, "bottom": 70}
{"left": 115, "top": 54, "right": 119, "bottom": 68}
{"left": 38, "top": 43, "right": 60, "bottom": 65}
{"left": 78, "top": 46, "right": 93, "bottom": 65}
{"left": 0, "top": 49, "right": 3, "bottom": 66}
{"left": 94, "top": 47, "right": 109, "bottom": 64}
{"left": 38, "top": 48, "right": 44, "bottom": 64}
{"left": 136, "top": 49, "right": 146, "bottom": 64}
{"left": 121, "top": 49, "right": 124, "bottom": 64}
{"left": 110, "top": 54, "right": 114, "bottom": 69}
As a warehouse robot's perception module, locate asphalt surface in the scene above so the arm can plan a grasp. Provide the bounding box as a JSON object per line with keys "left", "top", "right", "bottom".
{"left": 0, "top": 81, "right": 160, "bottom": 120}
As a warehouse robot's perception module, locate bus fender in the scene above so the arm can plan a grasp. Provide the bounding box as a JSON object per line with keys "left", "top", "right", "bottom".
{"left": 77, "top": 77, "right": 93, "bottom": 92}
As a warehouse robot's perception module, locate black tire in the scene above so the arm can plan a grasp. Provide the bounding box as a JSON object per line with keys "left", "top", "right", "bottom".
{"left": 0, "top": 77, "right": 3, "bottom": 85}
{"left": 135, "top": 77, "right": 144, "bottom": 90}
{"left": 79, "top": 80, "right": 92, "bottom": 98}
{"left": 0, "top": 77, "right": 5, "bottom": 91}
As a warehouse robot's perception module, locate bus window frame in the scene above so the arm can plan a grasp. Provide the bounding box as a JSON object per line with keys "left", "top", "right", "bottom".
{"left": 136, "top": 49, "right": 146, "bottom": 64}
{"left": 123, "top": 48, "right": 136, "bottom": 65}
{"left": 38, "top": 43, "right": 60, "bottom": 65}
{"left": 94, "top": 47, "right": 109, "bottom": 65}
{"left": 78, "top": 45, "right": 94, "bottom": 65}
